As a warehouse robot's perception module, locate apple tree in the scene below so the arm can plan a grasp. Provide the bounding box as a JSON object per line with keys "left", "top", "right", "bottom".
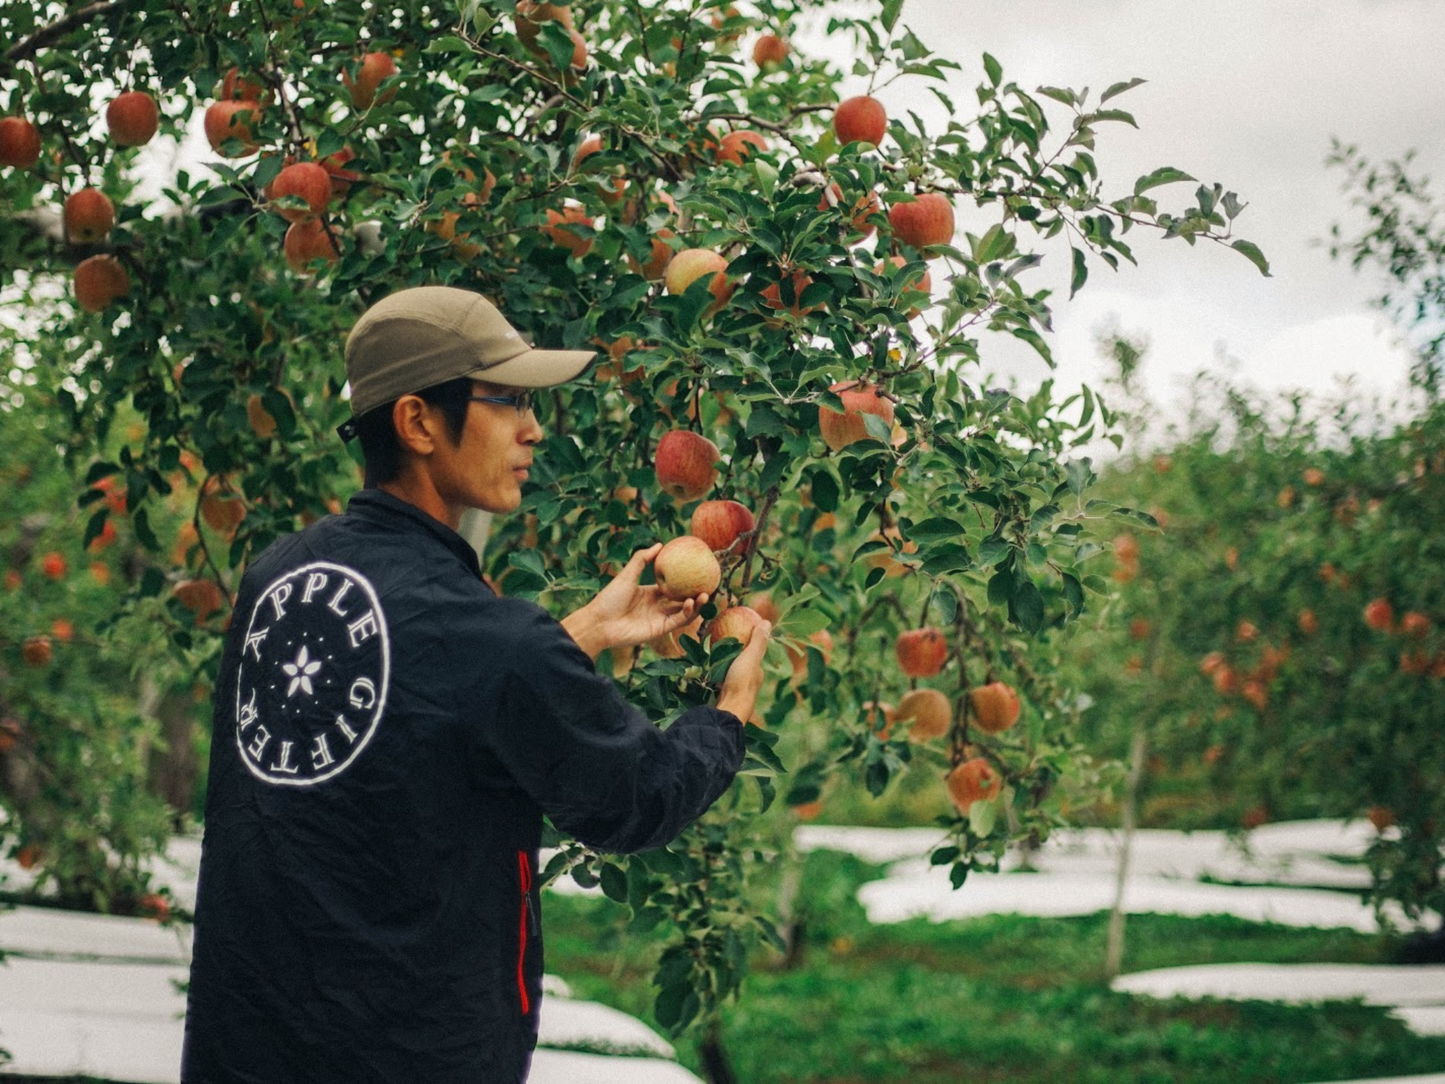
{"left": 0, "top": 0, "right": 1264, "bottom": 1053}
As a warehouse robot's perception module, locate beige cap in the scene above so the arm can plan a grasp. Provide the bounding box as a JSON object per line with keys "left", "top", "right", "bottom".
{"left": 341, "top": 286, "right": 595, "bottom": 425}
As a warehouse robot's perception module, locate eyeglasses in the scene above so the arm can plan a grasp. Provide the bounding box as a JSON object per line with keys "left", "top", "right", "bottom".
{"left": 469, "top": 391, "right": 535, "bottom": 416}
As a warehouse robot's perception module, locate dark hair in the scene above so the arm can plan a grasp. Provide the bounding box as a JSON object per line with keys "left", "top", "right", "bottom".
{"left": 357, "top": 376, "right": 474, "bottom": 486}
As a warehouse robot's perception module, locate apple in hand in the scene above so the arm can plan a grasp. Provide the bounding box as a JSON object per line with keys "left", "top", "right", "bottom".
{"left": 709, "top": 605, "right": 766, "bottom": 646}
{"left": 653, "top": 536, "right": 722, "bottom": 601}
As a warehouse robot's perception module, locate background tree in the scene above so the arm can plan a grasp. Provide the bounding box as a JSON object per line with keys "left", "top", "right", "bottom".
{"left": 0, "top": 0, "right": 1261, "bottom": 1062}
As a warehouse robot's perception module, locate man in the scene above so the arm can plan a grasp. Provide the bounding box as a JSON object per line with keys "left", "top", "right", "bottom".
{"left": 181, "top": 286, "right": 768, "bottom": 1082}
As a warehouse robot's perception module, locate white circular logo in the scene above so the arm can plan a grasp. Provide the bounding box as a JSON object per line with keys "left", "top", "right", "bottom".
{"left": 234, "top": 562, "right": 390, "bottom": 787}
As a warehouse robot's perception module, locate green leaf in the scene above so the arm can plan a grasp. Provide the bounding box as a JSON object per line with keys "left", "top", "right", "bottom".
{"left": 1231, "top": 239, "right": 1271, "bottom": 277}
{"left": 908, "top": 516, "right": 966, "bottom": 543}
{"left": 1091, "top": 109, "right": 1137, "bottom": 128}
{"left": 969, "top": 796, "right": 999, "bottom": 836}
{"left": 1133, "top": 167, "right": 1195, "bottom": 196}
{"left": 1100, "top": 77, "right": 1146, "bottom": 103}
{"left": 983, "top": 52, "right": 1002, "bottom": 87}
{"left": 599, "top": 863, "right": 629, "bottom": 903}
{"left": 881, "top": 0, "right": 903, "bottom": 32}
{"left": 809, "top": 469, "right": 839, "bottom": 513}
{"left": 1012, "top": 579, "right": 1045, "bottom": 633}
{"left": 1070, "top": 247, "right": 1087, "bottom": 299}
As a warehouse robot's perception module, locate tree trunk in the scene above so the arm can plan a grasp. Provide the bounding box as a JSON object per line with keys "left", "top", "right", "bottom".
{"left": 1105, "top": 721, "right": 1147, "bottom": 979}
{"left": 698, "top": 1017, "right": 737, "bottom": 1084}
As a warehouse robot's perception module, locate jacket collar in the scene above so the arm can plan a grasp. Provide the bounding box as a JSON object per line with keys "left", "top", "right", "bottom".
{"left": 345, "top": 489, "right": 484, "bottom": 580}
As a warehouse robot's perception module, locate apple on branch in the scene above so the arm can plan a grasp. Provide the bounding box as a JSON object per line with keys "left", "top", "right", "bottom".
{"left": 968, "top": 681, "right": 1021, "bottom": 734}
{"left": 896, "top": 626, "right": 948, "bottom": 677}
{"left": 664, "top": 248, "right": 734, "bottom": 318}
{"left": 946, "top": 758, "right": 1001, "bottom": 811}
{"left": 655, "top": 429, "right": 719, "bottom": 502}
{"left": 268, "top": 161, "right": 332, "bottom": 221}
{"left": 204, "top": 100, "right": 263, "bottom": 156}
{"left": 106, "top": 91, "right": 160, "bottom": 147}
{"left": 690, "top": 499, "right": 755, "bottom": 555}
{"left": 897, "top": 688, "right": 952, "bottom": 742}
{"left": 0, "top": 116, "right": 42, "bottom": 168}
{"left": 818, "top": 381, "right": 894, "bottom": 452}
{"left": 888, "top": 191, "right": 955, "bottom": 250}
{"left": 64, "top": 188, "right": 115, "bottom": 244}
{"left": 343, "top": 51, "right": 399, "bottom": 111}
{"left": 833, "top": 95, "right": 887, "bottom": 147}
{"left": 73, "top": 255, "right": 130, "bottom": 313}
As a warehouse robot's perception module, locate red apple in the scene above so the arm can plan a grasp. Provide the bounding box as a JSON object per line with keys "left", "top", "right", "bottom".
{"left": 269, "top": 161, "right": 331, "bottom": 221}
{"left": 752, "top": 33, "right": 788, "bottom": 67}
{"left": 106, "top": 91, "right": 159, "bottom": 147}
{"left": 888, "top": 192, "right": 955, "bottom": 249}
{"left": 40, "top": 552, "right": 67, "bottom": 580}
{"left": 283, "top": 218, "right": 340, "bottom": 274}
{"left": 343, "top": 51, "right": 399, "bottom": 110}
{"left": 655, "top": 429, "right": 719, "bottom": 502}
{"left": 874, "top": 255, "right": 932, "bottom": 317}
{"left": 64, "top": 188, "right": 115, "bottom": 244}
{"left": 895, "top": 626, "right": 948, "bottom": 677}
{"left": 947, "top": 758, "right": 1002, "bottom": 810}
{"left": 204, "top": 99, "right": 263, "bottom": 155}
{"left": 626, "top": 230, "right": 676, "bottom": 280}
{"left": 21, "top": 636, "right": 53, "bottom": 668}
{"left": 968, "top": 681, "right": 1021, "bottom": 734}
{"left": 1400, "top": 611, "right": 1431, "bottom": 639}
{"left": 0, "top": 116, "right": 42, "bottom": 168}
{"left": 715, "top": 130, "right": 768, "bottom": 166}
{"left": 1363, "top": 597, "right": 1395, "bottom": 633}
{"left": 653, "top": 536, "right": 722, "bottom": 600}
{"left": 818, "top": 381, "right": 895, "bottom": 452}
{"left": 690, "top": 499, "right": 755, "bottom": 555}
{"left": 73, "top": 255, "right": 130, "bottom": 313}
{"left": 898, "top": 688, "right": 952, "bottom": 741}
{"left": 786, "top": 628, "right": 834, "bottom": 682}
{"left": 543, "top": 205, "right": 594, "bottom": 257}
{"left": 761, "top": 270, "right": 822, "bottom": 320}
{"left": 833, "top": 95, "right": 887, "bottom": 146}
{"left": 515, "top": 1, "right": 575, "bottom": 50}
{"left": 320, "top": 146, "right": 362, "bottom": 199}
{"left": 819, "top": 183, "right": 882, "bottom": 240}
{"left": 664, "top": 247, "right": 734, "bottom": 316}
{"left": 220, "top": 68, "right": 268, "bottom": 102}
{"left": 709, "top": 605, "right": 766, "bottom": 646}
{"left": 174, "top": 578, "right": 224, "bottom": 623}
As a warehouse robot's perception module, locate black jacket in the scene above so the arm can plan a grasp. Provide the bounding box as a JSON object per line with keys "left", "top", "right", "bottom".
{"left": 181, "top": 490, "right": 745, "bottom": 1082}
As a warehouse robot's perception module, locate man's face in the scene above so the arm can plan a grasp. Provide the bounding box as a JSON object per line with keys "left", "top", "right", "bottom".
{"left": 431, "top": 379, "right": 544, "bottom": 515}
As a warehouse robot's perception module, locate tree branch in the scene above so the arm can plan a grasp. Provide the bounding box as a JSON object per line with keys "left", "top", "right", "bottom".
{"left": 4, "top": 0, "right": 134, "bottom": 71}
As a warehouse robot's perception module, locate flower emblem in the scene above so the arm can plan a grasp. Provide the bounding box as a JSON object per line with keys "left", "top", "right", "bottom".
{"left": 282, "top": 643, "right": 322, "bottom": 698}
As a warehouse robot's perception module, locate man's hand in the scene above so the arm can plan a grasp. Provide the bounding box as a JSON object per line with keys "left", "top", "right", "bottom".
{"left": 716, "top": 621, "right": 771, "bottom": 724}
{"left": 561, "top": 543, "right": 707, "bottom": 661}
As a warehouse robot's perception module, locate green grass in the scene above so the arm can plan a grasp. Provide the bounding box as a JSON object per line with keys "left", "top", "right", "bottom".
{"left": 541, "top": 850, "right": 1445, "bottom": 1084}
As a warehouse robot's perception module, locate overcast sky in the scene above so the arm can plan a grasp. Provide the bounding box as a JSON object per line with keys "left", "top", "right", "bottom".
{"left": 807, "top": 0, "right": 1445, "bottom": 438}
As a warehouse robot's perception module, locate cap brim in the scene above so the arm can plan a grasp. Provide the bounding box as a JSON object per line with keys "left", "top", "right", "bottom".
{"left": 472, "top": 347, "right": 596, "bottom": 389}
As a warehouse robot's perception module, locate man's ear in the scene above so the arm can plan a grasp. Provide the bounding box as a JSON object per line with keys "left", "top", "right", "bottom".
{"left": 391, "top": 395, "right": 441, "bottom": 458}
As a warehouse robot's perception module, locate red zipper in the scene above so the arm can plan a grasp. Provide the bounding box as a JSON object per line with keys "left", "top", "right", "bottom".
{"left": 516, "top": 849, "right": 532, "bottom": 1016}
